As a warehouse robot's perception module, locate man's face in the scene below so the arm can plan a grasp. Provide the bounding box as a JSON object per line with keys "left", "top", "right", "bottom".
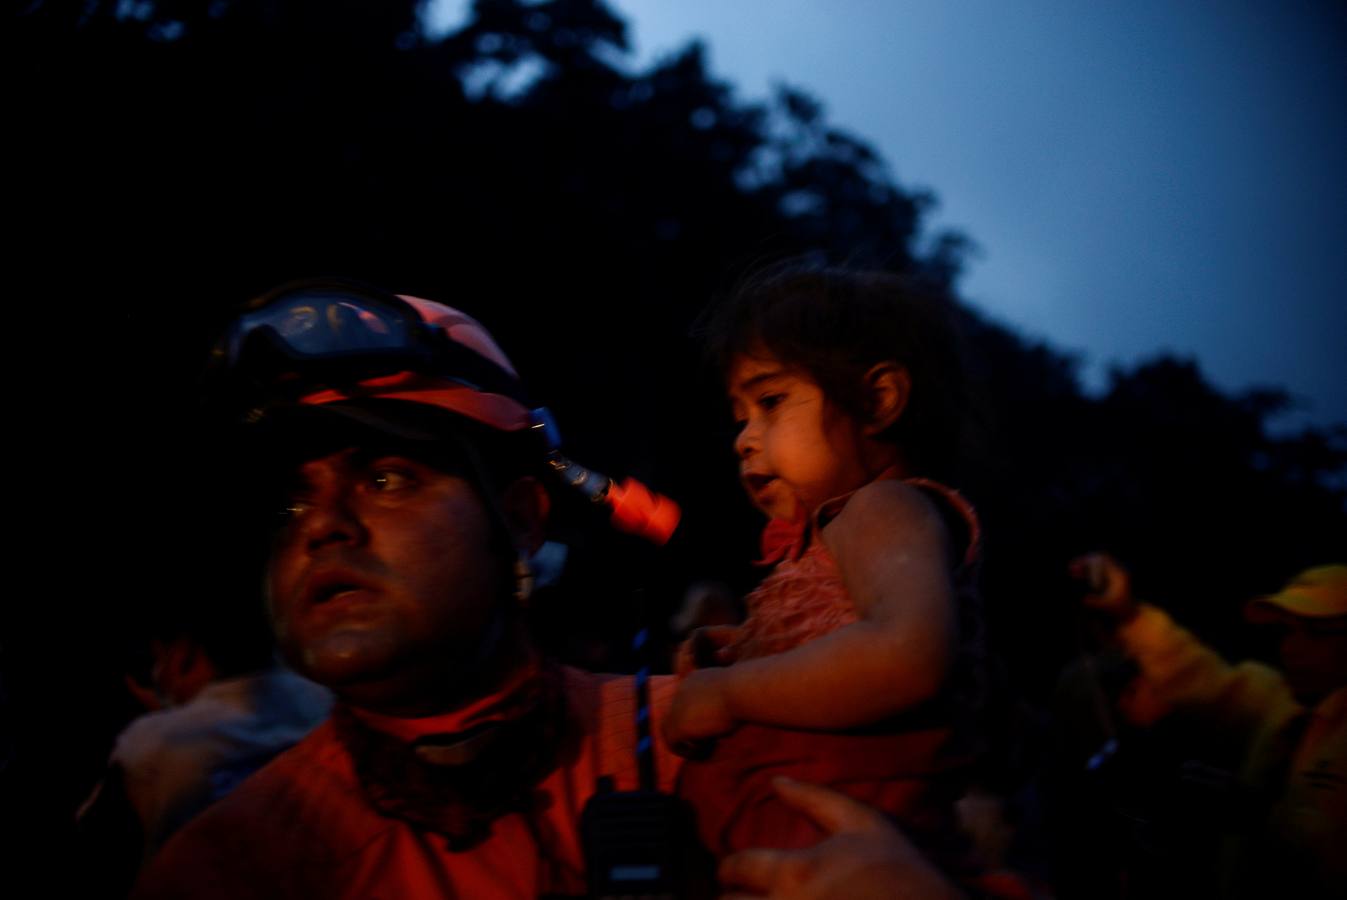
{"left": 1276, "top": 615, "right": 1347, "bottom": 702}
{"left": 266, "top": 445, "right": 509, "bottom": 713}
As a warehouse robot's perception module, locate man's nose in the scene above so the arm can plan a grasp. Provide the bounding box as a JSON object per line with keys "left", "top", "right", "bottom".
{"left": 300, "top": 488, "right": 368, "bottom": 552}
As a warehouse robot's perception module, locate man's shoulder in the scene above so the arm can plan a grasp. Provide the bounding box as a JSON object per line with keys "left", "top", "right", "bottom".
{"left": 133, "top": 718, "right": 388, "bottom": 898}
{"left": 192, "top": 717, "right": 369, "bottom": 833}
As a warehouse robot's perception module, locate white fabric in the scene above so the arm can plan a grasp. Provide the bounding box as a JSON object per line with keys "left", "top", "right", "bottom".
{"left": 112, "top": 667, "right": 332, "bottom": 856}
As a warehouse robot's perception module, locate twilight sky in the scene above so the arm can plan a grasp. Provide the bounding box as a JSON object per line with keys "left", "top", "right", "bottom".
{"left": 435, "top": 1, "right": 1347, "bottom": 429}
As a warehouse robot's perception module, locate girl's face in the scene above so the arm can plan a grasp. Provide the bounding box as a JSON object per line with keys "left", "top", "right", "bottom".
{"left": 727, "top": 353, "right": 873, "bottom": 521}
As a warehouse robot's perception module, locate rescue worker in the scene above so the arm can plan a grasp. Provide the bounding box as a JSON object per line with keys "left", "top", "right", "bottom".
{"left": 133, "top": 280, "right": 685, "bottom": 898}
{"left": 1073, "top": 555, "right": 1347, "bottom": 900}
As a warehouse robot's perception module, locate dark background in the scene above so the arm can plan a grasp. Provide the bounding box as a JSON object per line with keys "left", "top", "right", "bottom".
{"left": 7, "top": 0, "right": 1346, "bottom": 891}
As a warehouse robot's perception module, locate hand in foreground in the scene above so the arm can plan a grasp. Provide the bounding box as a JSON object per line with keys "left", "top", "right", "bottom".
{"left": 1068, "top": 552, "right": 1138, "bottom": 622}
{"left": 719, "top": 778, "right": 963, "bottom": 900}
{"left": 124, "top": 673, "right": 163, "bottom": 712}
{"left": 663, "top": 667, "right": 736, "bottom": 756}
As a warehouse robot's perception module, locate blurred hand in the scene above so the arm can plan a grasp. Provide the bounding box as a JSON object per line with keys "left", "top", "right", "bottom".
{"left": 663, "top": 667, "right": 736, "bottom": 756}
{"left": 1069, "top": 552, "right": 1138, "bottom": 622}
{"left": 719, "top": 778, "right": 963, "bottom": 900}
{"left": 123, "top": 673, "right": 163, "bottom": 712}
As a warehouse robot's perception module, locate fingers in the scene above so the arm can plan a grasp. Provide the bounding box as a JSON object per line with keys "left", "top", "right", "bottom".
{"left": 719, "top": 847, "right": 795, "bottom": 895}
{"left": 661, "top": 688, "right": 719, "bottom": 759}
{"left": 1092, "top": 556, "right": 1129, "bottom": 605}
{"left": 769, "top": 777, "right": 890, "bottom": 836}
{"left": 691, "top": 629, "right": 722, "bottom": 669}
{"left": 674, "top": 640, "right": 697, "bottom": 678}
{"left": 1069, "top": 552, "right": 1131, "bottom": 605}
{"left": 700, "top": 624, "right": 741, "bottom": 643}
{"left": 123, "top": 673, "right": 162, "bottom": 712}
{"left": 690, "top": 625, "right": 740, "bottom": 668}
{"left": 670, "top": 738, "right": 714, "bottom": 760}
{"left": 1067, "top": 553, "right": 1105, "bottom": 591}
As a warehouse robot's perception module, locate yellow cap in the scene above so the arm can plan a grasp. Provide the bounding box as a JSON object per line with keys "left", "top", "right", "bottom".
{"left": 1245, "top": 564, "right": 1347, "bottom": 623}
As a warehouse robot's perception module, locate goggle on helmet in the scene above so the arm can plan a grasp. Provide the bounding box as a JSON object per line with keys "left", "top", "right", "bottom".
{"left": 212, "top": 278, "right": 679, "bottom": 545}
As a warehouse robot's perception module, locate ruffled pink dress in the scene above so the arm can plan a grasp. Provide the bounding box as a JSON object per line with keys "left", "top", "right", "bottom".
{"left": 676, "top": 476, "right": 983, "bottom": 859}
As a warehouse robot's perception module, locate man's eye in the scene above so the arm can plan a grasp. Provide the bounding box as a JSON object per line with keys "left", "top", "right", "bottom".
{"left": 370, "top": 468, "right": 415, "bottom": 492}
{"left": 277, "top": 498, "right": 312, "bottom": 521}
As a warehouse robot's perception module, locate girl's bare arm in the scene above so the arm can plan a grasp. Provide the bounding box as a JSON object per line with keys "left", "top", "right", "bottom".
{"left": 664, "top": 481, "right": 957, "bottom": 742}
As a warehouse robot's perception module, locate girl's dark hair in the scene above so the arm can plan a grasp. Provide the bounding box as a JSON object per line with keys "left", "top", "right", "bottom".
{"left": 702, "top": 263, "right": 970, "bottom": 481}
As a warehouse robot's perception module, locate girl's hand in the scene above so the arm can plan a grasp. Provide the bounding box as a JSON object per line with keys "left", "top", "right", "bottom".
{"left": 675, "top": 624, "right": 743, "bottom": 677}
{"left": 663, "top": 667, "right": 737, "bottom": 755}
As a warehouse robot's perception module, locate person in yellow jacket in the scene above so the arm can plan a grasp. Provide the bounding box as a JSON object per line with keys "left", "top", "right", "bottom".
{"left": 1071, "top": 556, "right": 1347, "bottom": 899}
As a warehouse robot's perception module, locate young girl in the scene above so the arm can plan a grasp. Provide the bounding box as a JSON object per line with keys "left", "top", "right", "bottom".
{"left": 665, "top": 265, "right": 984, "bottom": 861}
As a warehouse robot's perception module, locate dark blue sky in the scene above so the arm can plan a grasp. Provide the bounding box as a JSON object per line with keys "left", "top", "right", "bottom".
{"left": 436, "top": 1, "right": 1347, "bottom": 429}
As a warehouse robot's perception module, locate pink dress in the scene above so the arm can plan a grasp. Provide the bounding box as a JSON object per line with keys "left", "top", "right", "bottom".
{"left": 676, "top": 477, "right": 983, "bottom": 859}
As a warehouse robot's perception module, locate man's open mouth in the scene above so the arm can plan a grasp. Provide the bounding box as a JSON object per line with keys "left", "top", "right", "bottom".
{"left": 314, "top": 584, "right": 363, "bottom": 604}
{"left": 304, "top": 569, "right": 377, "bottom": 608}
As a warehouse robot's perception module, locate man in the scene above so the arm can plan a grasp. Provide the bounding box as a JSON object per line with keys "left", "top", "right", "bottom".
{"left": 133, "top": 281, "right": 682, "bottom": 898}
{"left": 1073, "top": 555, "right": 1347, "bottom": 900}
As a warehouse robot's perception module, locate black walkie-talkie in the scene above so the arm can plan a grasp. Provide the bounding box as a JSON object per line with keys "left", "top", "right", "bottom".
{"left": 579, "top": 621, "right": 713, "bottom": 899}
{"left": 580, "top": 775, "right": 696, "bottom": 900}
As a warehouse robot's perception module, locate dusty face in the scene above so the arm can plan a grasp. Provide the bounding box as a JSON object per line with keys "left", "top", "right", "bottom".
{"left": 727, "top": 353, "right": 872, "bottom": 522}
{"left": 265, "top": 446, "right": 509, "bottom": 712}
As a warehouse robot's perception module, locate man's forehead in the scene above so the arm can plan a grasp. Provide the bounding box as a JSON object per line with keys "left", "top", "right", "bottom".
{"left": 288, "top": 445, "right": 365, "bottom": 476}
{"left": 279, "top": 438, "right": 467, "bottom": 479}
{"left": 251, "top": 401, "right": 463, "bottom": 466}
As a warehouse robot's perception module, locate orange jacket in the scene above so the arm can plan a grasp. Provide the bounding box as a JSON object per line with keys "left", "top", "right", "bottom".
{"left": 134, "top": 667, "right": 680, "bottom": 899}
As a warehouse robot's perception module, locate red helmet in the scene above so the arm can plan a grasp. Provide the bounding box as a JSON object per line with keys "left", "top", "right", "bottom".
{"left": 215, "top": 278, "right": 535, "bottom": 434}
{"left": 214, "top": 278, "right": 677, "bottom": 544}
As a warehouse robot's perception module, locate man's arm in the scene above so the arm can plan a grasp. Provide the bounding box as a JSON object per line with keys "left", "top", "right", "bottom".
{"left": 1073, "top": 553, "right": 1305, "bottom": 781}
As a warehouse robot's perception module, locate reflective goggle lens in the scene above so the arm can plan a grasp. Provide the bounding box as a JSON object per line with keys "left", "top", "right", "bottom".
{"left": 232, "top": 291, "right": 416, "bottom": 361}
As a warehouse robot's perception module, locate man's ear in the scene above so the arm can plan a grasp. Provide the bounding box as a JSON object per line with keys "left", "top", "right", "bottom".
{"left": 501, "top": 476, "right": 550, "bottom": 556}
{"left": 862, "top": 363, "right": 911, "bottom": 435}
